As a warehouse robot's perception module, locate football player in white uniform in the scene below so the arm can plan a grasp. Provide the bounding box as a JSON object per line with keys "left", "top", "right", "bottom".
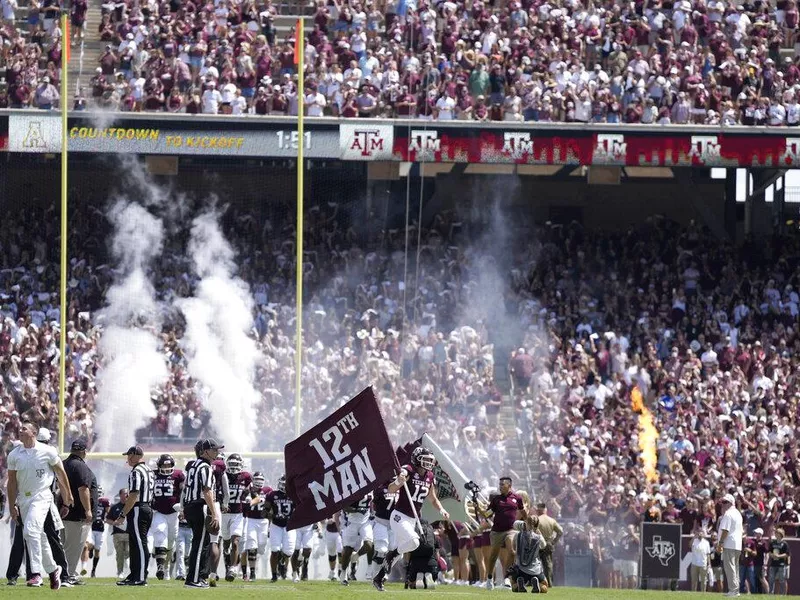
{"left": 324, "top": 515, "right": 343, "bottom": 581}
{"left": 221, "top": 453, "right": 252, "bottom": 582}
{"left": 340, "top": 492, "right": 374, "bottom": 585}
{"left": 242, "top": 472, "right": 270, "bottom": 581}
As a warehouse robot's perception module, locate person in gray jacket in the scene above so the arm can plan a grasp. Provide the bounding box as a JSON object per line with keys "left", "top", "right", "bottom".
{"left": 509, "top": 515, "right": 548, "bottom": 593}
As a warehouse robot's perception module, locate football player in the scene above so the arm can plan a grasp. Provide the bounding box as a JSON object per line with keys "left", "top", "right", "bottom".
{"left": 207, "top": 456, "right": 229, "bottom": 586}
{"left": 222, "top": 453, "right": 252, "bottom": 582}
{"left": 85, "top": 486, "right": 110, "bottom": 578}
{"left": 292, "top": 522, "right": 317, "bottom": 582}
{"left": 241, "top": 472, "right": 271, "bottom": 581}
{"left": 372, "top": 485, "right": 398, "bottom": 582}
{"left": 152, "top": 454, "right": 185, "bottom": 581}
{"left": 175, "top": 508, "right": 192, "bottom": 581}
{"left": 265, "top": 476, "right": 297, "bottom": 583}
{"left": 339, "top": 491, "right": 374, "bottom": 585}
{"left": 324, "top": 515, "right": 343, "bottom": 581}
{"left": 372, "top": 446, "right": 449, "bottom": 592}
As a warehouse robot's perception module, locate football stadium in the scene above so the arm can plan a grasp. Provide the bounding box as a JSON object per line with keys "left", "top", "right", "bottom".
{"left": 1, "top": 0, "right": 799, "bottom": 597}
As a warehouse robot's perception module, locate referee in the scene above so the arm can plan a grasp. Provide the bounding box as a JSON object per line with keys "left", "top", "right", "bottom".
{"left": 114, "top": 446, "right": 154, "bottom": 586}
{"left": 182, "top": 439, "right": 223, "bottom": 589}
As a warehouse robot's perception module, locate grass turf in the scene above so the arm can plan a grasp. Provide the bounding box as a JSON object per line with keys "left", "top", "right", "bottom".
{"left": 0, "top": 579, "right": 733, "bottom": 598}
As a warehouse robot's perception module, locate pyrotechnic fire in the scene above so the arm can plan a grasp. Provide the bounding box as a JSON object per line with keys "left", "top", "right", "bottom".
{"left": 631, "top": 385, "right": 659, "bottom": 483}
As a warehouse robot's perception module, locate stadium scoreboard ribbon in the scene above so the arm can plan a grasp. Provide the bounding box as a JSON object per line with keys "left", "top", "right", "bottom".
{"left": 640, "top": 522, "right": 682, "bottom": 581}
{"left": 283, "top": 386, "right": 397, "bottom": 530}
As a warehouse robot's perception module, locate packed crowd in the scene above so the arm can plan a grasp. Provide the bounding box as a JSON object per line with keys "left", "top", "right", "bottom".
{"left": 5, "top": 0, "right": 800, "bottom": 123}
{"left": 0, "top": 198, "right": 507, "bottom": 486}
{"left": 507, "top": 217, "right": 800, "bottom": 584}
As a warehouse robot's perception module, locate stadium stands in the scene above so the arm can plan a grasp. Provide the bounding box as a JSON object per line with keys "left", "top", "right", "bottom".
{"left": 511, "top": 217, "right": 800, "bottom": 564}
{"left": 3, "top": 192, "right": 799, "bottom": 536}
{"left": 9, "top": 0, "right": 800, "bottom": 123}
{"left": 0, "top": 201, "right": 507, "bottom": 485}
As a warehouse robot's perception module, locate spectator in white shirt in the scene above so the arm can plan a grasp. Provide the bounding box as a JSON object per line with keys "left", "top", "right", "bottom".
{"left": 690, "top": 528, "right": 711, "bottom": 592}
{"left": 202, "top": 82, "right": 222, "bottom": 114}
{"left": 435, "top": 90, "right": 456, "bottom": 120}
{"left": 305, "top": 88, "right": 326, "bottom": 117}
{"left": 716, "top": 494, "right": 743, "bottom": 597}
{"left": 167, "top": 405, "right": 183, "bottom": 438}
{"left": 787, "top": 98, "right": 800, "bottom": 126}
{"left": 769, "top": 101, "right": 786, "bottom": 126}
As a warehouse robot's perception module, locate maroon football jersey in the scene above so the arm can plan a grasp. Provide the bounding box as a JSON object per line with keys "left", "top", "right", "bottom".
{"left": 394, "top": 464, "right": 434, "bottom": 518}
{"left": 213, "top": 460, "right": 227, "bottom": 503}
{"left": 265, "top": 489, "right": 294, "bottom": 527}
{"left": 373, "top": 486, "right": 399, "bottom": 521}
{"left": 226, "top": 471, "right": 253, "bottom": 514}
{"left": 153, "top": 470, "right": 185, "bottom": 514}
{"left": 92, "top": 497, "right": 110, "bottom": 532}
{"left": 243, "top": 486, "right": 273, "bottom": 520}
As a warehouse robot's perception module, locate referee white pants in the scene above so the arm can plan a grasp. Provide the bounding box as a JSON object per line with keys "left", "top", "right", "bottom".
{"left": 19, "top": 496, "right": 57, "bottom": 576}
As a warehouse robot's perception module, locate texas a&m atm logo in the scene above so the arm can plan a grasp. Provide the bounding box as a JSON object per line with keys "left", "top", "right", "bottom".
{"left": 780, "top": 138, "right": 800, "bottom": 166}
{"left": 593, "top": 134, "right": 627, "bottom": 164}
{"left": 339, "top": 124, "right": 393, "bottom": 160}
{"left": 501, "top": 132, "right": 533, "bottom": 160}
{"left": 408, "top": 130, "right": 441, "bottom": 159}
{"left": 688, "top": 135, "right": 721, "bottom": 164}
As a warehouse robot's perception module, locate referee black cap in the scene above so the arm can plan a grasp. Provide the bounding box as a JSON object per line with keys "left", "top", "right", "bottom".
{"left": 123, "top": 445, "right": 145, "bottom": 456}
{"left": 199, "top": 439, "right": 224, "bottom": 451}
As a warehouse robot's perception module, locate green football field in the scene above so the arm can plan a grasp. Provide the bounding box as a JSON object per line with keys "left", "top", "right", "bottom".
{"left": 0, "top": 580, "right": 731, "bottom": 598}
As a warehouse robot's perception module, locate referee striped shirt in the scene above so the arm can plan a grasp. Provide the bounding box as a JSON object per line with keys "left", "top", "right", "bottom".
{"left": 182, "top": 458, "right": 214, "bottom": 505}
{"left": 128, "top": 461, "right": 155, "bottom": 504}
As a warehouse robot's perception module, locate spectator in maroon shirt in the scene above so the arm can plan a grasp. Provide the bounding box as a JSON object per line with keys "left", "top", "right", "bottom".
{"left": 740, "top": 532, "right": 757, "bottom": 594}
{"left": 777, "top": 501, "right": 800, "bottom": 537}
{"left": 509, "top": 348, "right": 534, "bottom": 391}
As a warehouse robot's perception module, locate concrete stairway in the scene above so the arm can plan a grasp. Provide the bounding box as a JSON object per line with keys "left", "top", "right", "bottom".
{"left": 67, "top": 0, "right": 103, "bottom": 99}
{"left": 497, "top": 394, "right": 537, "bottom": 496}
{"left": 63, "top": 3, "right": 315, "bottom": 98}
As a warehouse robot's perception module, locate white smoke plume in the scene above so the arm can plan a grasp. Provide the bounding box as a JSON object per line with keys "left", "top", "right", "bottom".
{"left": 176, "top": 209, "right": 260, "bottom": 452}
{"left": 94, "top": 200, "right": 168, "bottom": 451}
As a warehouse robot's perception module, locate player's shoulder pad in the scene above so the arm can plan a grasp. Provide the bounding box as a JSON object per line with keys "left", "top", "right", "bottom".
{"left": 173, "top": 469, "right": 185, "bottom": 480}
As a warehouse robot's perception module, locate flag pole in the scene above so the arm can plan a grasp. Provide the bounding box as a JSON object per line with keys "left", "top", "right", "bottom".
{"left": 58, "top": 10, "right": 69, "bottom": 455}
{"left": 294, "top": 17, "right": 305, "bottom": 438}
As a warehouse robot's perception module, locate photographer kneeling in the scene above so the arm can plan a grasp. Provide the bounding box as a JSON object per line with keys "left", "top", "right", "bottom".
{"left": 509, "top": 515, "right": 548, "bottom": 593}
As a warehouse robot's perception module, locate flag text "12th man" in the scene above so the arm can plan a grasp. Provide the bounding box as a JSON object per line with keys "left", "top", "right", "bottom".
{"left": 307, "top": 412, "right": 376, "bottom": 509}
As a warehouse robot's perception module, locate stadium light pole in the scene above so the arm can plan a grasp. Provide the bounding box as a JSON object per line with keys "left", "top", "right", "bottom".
{"left": 58, "top": 10, "right": 69, "bottom": 456}
{"left": 294, "top": 17, "right": 305, "bottom": 438}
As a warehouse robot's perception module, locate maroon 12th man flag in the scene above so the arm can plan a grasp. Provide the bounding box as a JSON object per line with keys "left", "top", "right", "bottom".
{"left": 284, "top": 386, "right": 398, "bottom": 530}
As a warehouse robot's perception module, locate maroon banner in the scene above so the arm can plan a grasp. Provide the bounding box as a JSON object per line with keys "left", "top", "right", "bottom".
{"left": 284, "top": 386, "right": 398, "bottom": 530}
{"left": 393, "top": 127, "right": 800, "bottom": 167}
{"left": 396, "top": 442, "right": 417, "bottom": 466}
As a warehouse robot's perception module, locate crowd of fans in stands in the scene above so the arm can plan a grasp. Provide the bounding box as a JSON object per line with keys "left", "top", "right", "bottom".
{"left": 0, "top": 199, "right": 507, "bottom": 487}
{"left": 4, "top": 183, "right": 800, "bottom": 587}
{"left": 8, "top": 0, "right": 800, "bottom": 123}
{"left": 507, "top": 217, "right": 800, "bottom": 586}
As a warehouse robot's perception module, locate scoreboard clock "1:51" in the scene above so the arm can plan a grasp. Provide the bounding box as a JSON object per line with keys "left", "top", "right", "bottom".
{"left": 276, "top": 131, "right": 312, "bottom": 150}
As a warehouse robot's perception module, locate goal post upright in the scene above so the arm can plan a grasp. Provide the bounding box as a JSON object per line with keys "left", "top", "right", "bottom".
{"left": 58, "top": 10, "right": 69, "bottom": 456}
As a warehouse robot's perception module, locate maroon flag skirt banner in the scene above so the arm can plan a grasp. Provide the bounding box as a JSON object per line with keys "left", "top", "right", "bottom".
{"left": 284, "top": 386, "right": 398, "bottom": 530}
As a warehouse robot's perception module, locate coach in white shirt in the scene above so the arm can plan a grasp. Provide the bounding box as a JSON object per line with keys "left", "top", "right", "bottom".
{"left": 7, "top": 420, "right": 74, "bottom": 588}
{"left": 716, "top": 493, "right": 743, "bottom": 597}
